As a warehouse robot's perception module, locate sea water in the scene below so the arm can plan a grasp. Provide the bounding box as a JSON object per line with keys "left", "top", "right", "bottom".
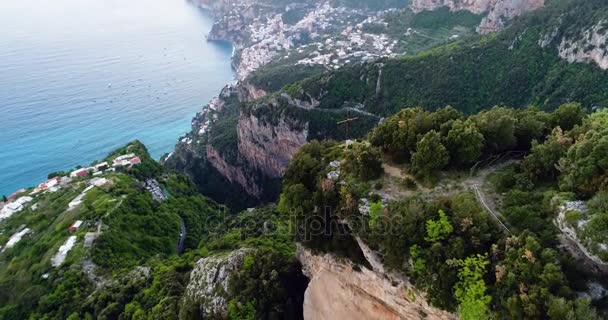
{"left": 0, "top": 0, "right": 234, "bottom": 195}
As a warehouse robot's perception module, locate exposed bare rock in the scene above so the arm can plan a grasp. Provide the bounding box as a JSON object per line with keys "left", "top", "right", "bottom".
{"left": 238, "top": 81, "right": 268, "bottom": 100}
{"left": 410, "top": 0, "right": 544, "bottom": 33}
{"left": 558, "top": 21, "right": 608, "bottom": 70}
{"left": 183, "top": 248, "right": 253, "bottom": 318}
{"left": 478, "top": 0, "right": 544, "bottom": 33}
{"left": 206, "top": 145, "right": 263, "bottom": 197}
{"left": 554, "top": 199, "right": 608, "bottom": 276}
{"left": 238, "top": 113, "right": 309, "bottom": 178}
{"left": 411, "top": 0, "right": 492, "bottom": 14}
{"left": 297, "top": 246, "right": 456, "bottom": 320}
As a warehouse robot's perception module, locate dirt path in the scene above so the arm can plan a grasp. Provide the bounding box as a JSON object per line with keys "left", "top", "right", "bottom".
{"left": 472, "top": 184, "right": 510, "bottom": 234}
{"left": 379, "top": 160, "right": 516, "bottom": 234}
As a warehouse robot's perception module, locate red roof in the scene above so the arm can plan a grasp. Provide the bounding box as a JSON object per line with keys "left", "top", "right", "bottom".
{"left": 130, "top": 157, "right": 141, "bottom": 165}
{"left": 75, "top": 169, "right": 88, "bottom": 177}
{"left": 7, "top": 189, "right": 26, "bottom": 201}
{"left": 39, "top": 177, "right": 60, "bottom": 189}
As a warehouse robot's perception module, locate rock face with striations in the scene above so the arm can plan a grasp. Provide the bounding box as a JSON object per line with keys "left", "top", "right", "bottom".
{"left": 237, "top": 113, "right": 309, "bottom": 179}
{"left": 411, "top": 0, "right": 544, "bottom": 33}
{"left": 558, "top": 21, "right": 608, "bottom": 70}
{"left": 297, "top": 246, "right": 456, "bottom": 320}
{"left": 206, "top": 144, "right": 263, "bottom": 198}
{"left": 183, "top": 248, "right": 252, "bottom": 318}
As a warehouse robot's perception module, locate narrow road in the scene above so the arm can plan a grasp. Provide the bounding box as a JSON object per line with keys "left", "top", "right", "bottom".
{"left": 472, "top": 184, "right": 510, "bottom": 234}
{"left": 177, "top": 217, "right": 186, "bottom": 254}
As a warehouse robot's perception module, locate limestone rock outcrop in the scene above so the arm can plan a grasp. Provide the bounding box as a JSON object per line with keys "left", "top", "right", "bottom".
{"left": 237, "top": 113, "right": 309, "bottom": 179}
{"left": 183, "top": 248, "right": 252, "bottom": 317}
{"left": 206, "top": 145, "right": 263, "bottom": 198}
{"left": 297, "top": 246, "right": 456, "bottom": 320}
{"left": 558, "top": 21, "right": 608, "bottom": 70}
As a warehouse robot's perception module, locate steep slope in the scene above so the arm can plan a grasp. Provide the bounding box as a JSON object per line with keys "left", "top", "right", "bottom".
{"left": 167, "top": 0, "right": 608, "bottom": 209}
{"left": 0, "top": 143, "right": 309, "bottom": 319}
{"left": 298, "top": 246, "right": 456, "bottom": 320}
{"left": 279, "top": 106, "right": 608, "bottom": 319}
{"left": 411, "top": 0, "right": 545, "bottom": 32}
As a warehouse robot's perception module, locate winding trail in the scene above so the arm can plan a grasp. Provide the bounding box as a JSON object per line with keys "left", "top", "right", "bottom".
{"left": 472, "top": 184, "right": 510, "bottom": 234}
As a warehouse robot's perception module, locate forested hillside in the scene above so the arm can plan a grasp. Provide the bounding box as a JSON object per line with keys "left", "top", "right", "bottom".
{"left": 280, "top": 105, "right": 608, "bottom": 319}
{"left": 166, "top": 0, "right": 608, "bottom": 213}
{"left": 0, "top": 143, "right": 307, "bottom": 319}
{"left": 287, "top": 0, "right": 608, "bottom": 115}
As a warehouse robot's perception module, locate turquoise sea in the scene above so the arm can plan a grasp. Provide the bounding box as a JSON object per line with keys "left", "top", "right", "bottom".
{"left": 0, "top": 0, "right": 234, "bottom": 196}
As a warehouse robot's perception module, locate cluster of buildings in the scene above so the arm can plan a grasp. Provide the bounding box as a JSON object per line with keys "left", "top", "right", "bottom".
{"left": 293, "top": 6, "right": 399, "bottom": 69}
{"left": 0, "top": 152, "right": 139, "bottom": 226}
{"left": 33, "top": 176, "right": 73, "bottom": 194}
{"left": 235, "top": 3, "right": 403, "bottom": 78}
{"left": 67, "top": 153, "right": 141, "bottom": 180}
{"left": 239, "top": 15, "right": 292, "bottom": 79}
{"left": 112, "top": 153, "right": 141, "bottom": 168}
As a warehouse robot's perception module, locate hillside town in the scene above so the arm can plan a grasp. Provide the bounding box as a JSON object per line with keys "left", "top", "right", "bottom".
{"left": 226, "top": 3, "right": 411, "bottom": 79}
{"left": 0, "top": 152, "right": 142, "bottom": 257}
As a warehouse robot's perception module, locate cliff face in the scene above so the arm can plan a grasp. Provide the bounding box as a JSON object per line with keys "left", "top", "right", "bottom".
{"left": 183, "top": 248, "right": 252, "bottom": 317}
{"left": 411, "top": 0, "right": 544, "bottom": 33}
{"left": 297, "top": 246, "right": 456, "bottom": 320}
{"left": 558, "top": 21, "right": 608, "bottom": 70}
{"left": 237, "top": 113, "right": 309, "bottom": 179}
{"left": 206, "top": 144, "right": 263, "bottom": 198}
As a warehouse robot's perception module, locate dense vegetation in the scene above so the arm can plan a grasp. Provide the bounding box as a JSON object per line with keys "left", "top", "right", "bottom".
{"left": 284, "top": 0, "right": 608, "bottom": 116}
{"left": 279, "top": 104, "right": 608, "bottom": 319}
{"left": 0, "top": 143, "right": 307, "bottom": 320}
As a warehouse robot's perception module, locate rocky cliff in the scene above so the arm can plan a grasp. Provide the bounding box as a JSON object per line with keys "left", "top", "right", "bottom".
{"left": 237, "top": 112, "right": 309, "bottom": 179}
{"left": 411, "top": 0, "right": 544, "bottom": 33}
{"left": 183, "top": 248, "right": 252, "bottom": 317}
{"left": 558, "top": 21, "right": 608, "bottom": 70}
{"left": 297, "top": 245, "right": 456, "bottom": 320}
{"left": 206, "top": 144, "right": 264, "bottom": 197}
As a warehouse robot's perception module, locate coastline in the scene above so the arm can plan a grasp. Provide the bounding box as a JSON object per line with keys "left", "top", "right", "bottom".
{"left": 0, "top": 0, "right": 235, "bottom": 197}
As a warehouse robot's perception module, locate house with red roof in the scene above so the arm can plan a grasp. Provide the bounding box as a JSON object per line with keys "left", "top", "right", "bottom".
{"left": 38, "top": 177, "right": 60, "bottom": 190}
{"left": 130, "top": 157, "right": 141, "bottom": 166}
{"left": 69, "top": 220, "right": 83, "bottom": 232}
{"left": 70, "top": 168, "right": 89, "bottom": 178}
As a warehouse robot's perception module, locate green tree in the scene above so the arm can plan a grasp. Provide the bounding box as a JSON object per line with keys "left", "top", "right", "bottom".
{"left": 343, "top": 143, "right": 383, "bottom": 181}
{"left": 368, "top": 201, "right": 383, "bottom": 229}
{"left": 547, "top": 297, "right": 601, "bottom": 320}
{"left": 558, "top": 127, "right": 608, "bottom": 197}
{"left": 471, "top": 107, "right": 517, "bottom": 154}
{"left": 493, "top": 234, "right": 571, "bottom": 318}
{"left": 453, "top": 254, "right": 491, "bottom": 320}
{"left": 445, "top": 119, "right": 485, "bottom": 167}
{"left": 425, "top": 210, "right": 453, "bottom": 242}
{"left": 515, "top": 107, "right": 551, "bottom": 149}
{"left": 370, "top": 107, "right": 433, "bottom": 162}
{"left": 409, "top": 244, "right": 426, "bottom": 276}
{"left": 522, "top": 127, "right": 572, "bottom": 182}
{"left": 411, "top": 130, "right": 450, "bottom": 178}
{"left": 551, "top": 103, "right": 585, "bottom": 132}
